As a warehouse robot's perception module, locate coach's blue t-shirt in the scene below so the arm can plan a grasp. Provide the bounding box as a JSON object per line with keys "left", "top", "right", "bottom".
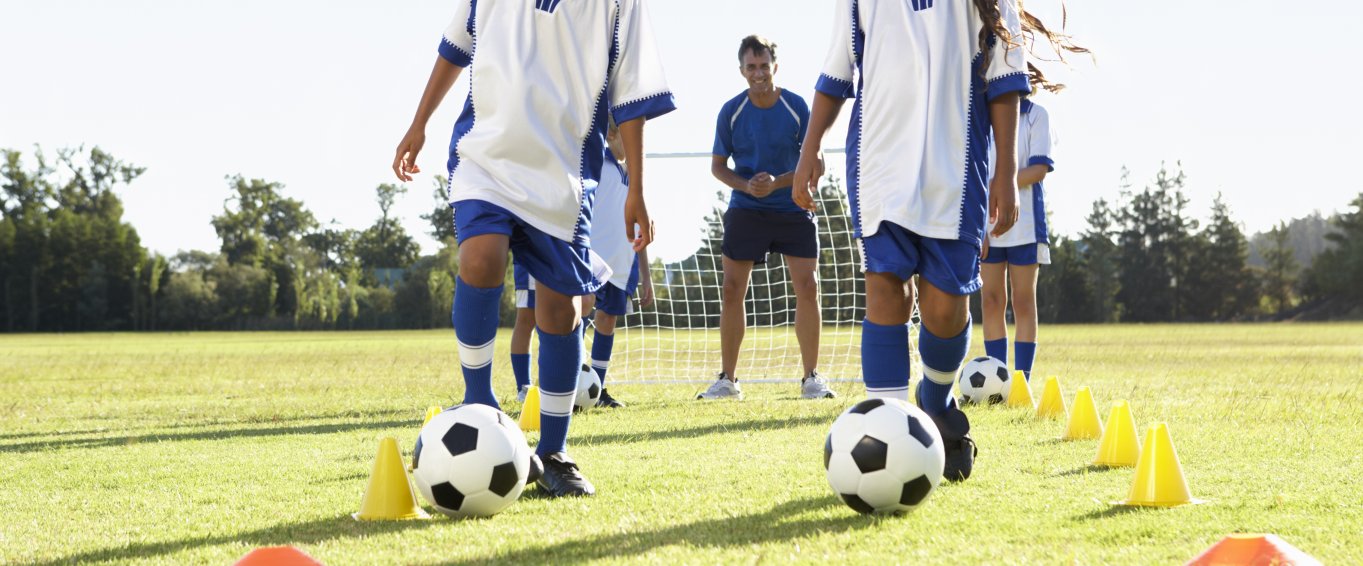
{"left": 712, "top": 89, "right": 809, "bottom": 214}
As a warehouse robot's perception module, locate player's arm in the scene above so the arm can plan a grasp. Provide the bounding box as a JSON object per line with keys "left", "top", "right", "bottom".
{"left": 710, "top": 156, "right": 760, "bottom": 196}
{"left": 1017, "top": 164, "right": 1049, "bottom": 186}
{"left": 636, "top": 246, "right": 654, "bottom": 308}
{"left": 393, "top": 58, "right": 464, "bottom": 182}
{"left": 987, "top": 92, "right": 1021, "bottom": 237}
{"left": 620, "top": 117, "right": 653, "bottom": 250}
{"left": 793, "top": 92, "right": 845, "bottom": 212}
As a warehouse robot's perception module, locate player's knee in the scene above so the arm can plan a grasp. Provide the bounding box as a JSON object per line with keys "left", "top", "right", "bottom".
{"left": 721, "top": 279, "right": 748, "bottom": 303}
{"left": 981, "top": 288, "right": 1006, "bottom": 313}
{"left": 793, "top": 274, "right": 819, "bottom": 298}
{"left": 457, "top": 257, "right": 503, "bottom": 288}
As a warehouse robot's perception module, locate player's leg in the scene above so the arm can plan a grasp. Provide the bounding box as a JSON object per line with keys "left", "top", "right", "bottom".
{"left": 453, "top": 233, "right": 510, "bottom": 411}
{"left": 980, "top": 252, "right": 1010, "bottom": 364}
{"left": 591, "top": 283, "right": 630, "bottom": 408}
{"left": 700, "top": 254, "right": 753, "bottom": 399}
{"left": 786, "top": 255, "right": 834, "bottom": 398}
{"left": 859, "top": 223, "right": 918, "bottom": 401}
{"left": 1008, "top": 260, "right": 1040, "bottom": 381}
{"left": 531, "top": 284, "right": 595, "bottom": 496}
{"left": 509, "top": 274, "right": 536, "bottom": 402}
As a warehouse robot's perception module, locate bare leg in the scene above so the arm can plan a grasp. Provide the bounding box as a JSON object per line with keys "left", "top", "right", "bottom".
{"left": 1008, "top": 264, "right": 1039, "bottom": 343}
{"left": 980, "top": 261, "right": 1008, "bottom": 342}
{"left": 785, "top": 255, "right": 821, "bottom": 376}
{"left": 720, "top": 256, "right": 755, "bottom": 379}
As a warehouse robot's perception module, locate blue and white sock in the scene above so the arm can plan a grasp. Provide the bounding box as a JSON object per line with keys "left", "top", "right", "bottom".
{"left": 590, "top": 330, "right": 615, "bottom": 384}
{"left": 510, "top": 353, "right": 531, "bottom": 391}
{"left": 862, "top": 319, "right": 910, "bottom": 400}
{"left": 453, "top": 277, "right": 501, "bottom": 410}
{"left": 1015, "top": 341, "right": 1037, "bottom": 382}
{"left": 916, "top": 318, "right": 972, "bottom": 416}
{"left": 984, "top": 338, "right": 1008, "bottom": 365}
{"left": 536, "top": 324, "right": 582, "bottom": 457}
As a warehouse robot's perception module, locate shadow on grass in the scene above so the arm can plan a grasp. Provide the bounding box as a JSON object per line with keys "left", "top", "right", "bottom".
{"left": 0, "top": 418, "right": 415, "bottom": 454}
{"left": 0, "top": 409, "right": 414, "bottom": 443}
{"left": 571, "top": 414, "right": 832, "bottom": 446}
{"left": 1072, "top": 503, "right": 1154, "bottom": 521}
{"left": 431, "top": 494, "right": 874, "bottom": 565}
{"left": 1052, "top": 464, "right": 1124, "bottom": 478}
{"left": 28, "top": 514, "right": 437, "bottom": 566}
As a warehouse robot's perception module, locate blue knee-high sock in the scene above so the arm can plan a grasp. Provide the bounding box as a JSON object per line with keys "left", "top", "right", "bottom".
{"left": 862, "top": 320, "right": 910, "bottom": 400}
{"left": 1015, "top": 341, "right": 1037, "bottom": 382}
{"left": 984, "top": 338, "right": 1008, "bottom": 365}
{"left": 453, "top": 278, "right": 502, "bottom": 410}
{"left": 916, "top": 319, "right": 972, "bottom": 416}
{"left": 590, "top": 330, "right": 615, "bottom": 384}
{"left": 510, "top": 353, "right": 531, "bottom": 390}
{"left": 536, "top": 324, "right": 582, "bottom": 457}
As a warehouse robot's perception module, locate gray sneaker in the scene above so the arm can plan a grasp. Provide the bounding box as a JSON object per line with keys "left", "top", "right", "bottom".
{"left": 517, "top": 385, "right": 529, "bottom": 404}
{"left": 801, "top": 371, "right": 837, "bottom": 399}
{"left": 696, "top": 373, "right": 743, "bottom": 400}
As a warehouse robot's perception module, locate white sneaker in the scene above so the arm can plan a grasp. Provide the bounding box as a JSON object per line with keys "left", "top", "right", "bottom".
{"left": 801, "top": 371, "right": 837, "bottom": 399}
{"left": 517, "top": 385, "right": 530, "bottom": 404}
{"left": 696, "top": 372, "right": 743, "bottom": 400}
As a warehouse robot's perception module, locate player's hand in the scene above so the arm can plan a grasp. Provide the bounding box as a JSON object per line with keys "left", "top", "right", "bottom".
{"left": 792, "top": 150, "right": 821, "bottom": 212}
{"left": 980, "top": 233, "right": 991, "bottom": 260}
{"left": 638, "top": 278, "right": 654, "bottom": 308}
{"left": 988, "top": 175, "right": 1019, "bottom": 238}
{"left": 393, "top": 127, "right": 425, "bottom": 182}
{"left": 747, "top": 172, "right": 775, "bottom": 198}
{"left": 625, "top": 191, "right": 654, "bottom": 251}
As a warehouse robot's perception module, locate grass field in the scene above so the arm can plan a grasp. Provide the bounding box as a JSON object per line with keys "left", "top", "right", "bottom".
{"left": 2, "top": 324, "right": 1361, "bottom": 564}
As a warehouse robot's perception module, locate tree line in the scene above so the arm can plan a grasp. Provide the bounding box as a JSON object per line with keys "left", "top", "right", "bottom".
{"left": 2, "top": 147, "right": 1360, "bottom": 332}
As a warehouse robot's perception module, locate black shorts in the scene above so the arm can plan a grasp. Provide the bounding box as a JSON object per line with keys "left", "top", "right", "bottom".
{"left": 721, "top": 208, "right": 819, "bottom": 264}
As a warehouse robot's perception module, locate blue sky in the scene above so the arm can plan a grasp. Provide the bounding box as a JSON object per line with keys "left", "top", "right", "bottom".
{"left": 3, "top": 1, "right": 1360, "bottom": 263}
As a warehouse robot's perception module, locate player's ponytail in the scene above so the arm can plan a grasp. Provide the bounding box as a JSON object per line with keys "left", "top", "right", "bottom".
{"left": 973, "top": 0, "right": 1091, "bottom": 94}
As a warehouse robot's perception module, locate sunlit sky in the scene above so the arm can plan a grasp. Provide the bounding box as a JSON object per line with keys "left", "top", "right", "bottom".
{"left": 3, "top": 1, "right": 1360, "bottom": 263}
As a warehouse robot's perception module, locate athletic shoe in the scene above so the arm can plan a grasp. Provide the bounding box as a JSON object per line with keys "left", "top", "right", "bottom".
{"left": 536, "top": 452, "right": 595, "bottom": 497}
{"left": 800, "top": 371, "right": 837, "bottom": 399}
{"left": 696, "top": 372, "right": 743, "bottom": 400}
{"left": 928, "top": 397, "right": 977, "bottom": 482}
{"left": 596, "top": 388, "right": 624, "bottom": 408}
{"left": 517, "top": 385, "right": 530, "bottom": 404}
{"left": 527, "top": 453, "right": 543, "bottom": 484}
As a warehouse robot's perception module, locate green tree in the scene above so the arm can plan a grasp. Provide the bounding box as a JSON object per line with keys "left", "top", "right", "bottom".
{"left": 422, "top": 176, "right": 456, "bottom": 242}
{"left": 355, "top": 184, "right": 420, "bottom": 274}
{"left": 1261, "top": 221, "right": 1298, "bottom": 315}
{"left": 1300, "top": 193, "right": 1363, "bottom": 309}
{"left": 1185, "top": 194, "right": 1257, "bottom": 320}
{"left": 210, "top": 175, "right": 318, "bottom": 318}
{"left": 1081, "top": 196, "right": 1121, "bottom": 322}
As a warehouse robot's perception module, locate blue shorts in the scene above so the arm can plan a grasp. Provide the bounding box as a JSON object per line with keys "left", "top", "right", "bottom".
{"left": 860, "top": 222, "right": 982, "bottom": 296}
{"left": 721, "top": 208, "right": 818, "bottom": 264}
{"left": 594, "top": 284, "right": 635, "bottom": 317}
{"left": 982, "top": 243, "right": 1049, "bottom": 266}
{"left": 453, "top": 200, "right": 609, "bottom": 297}
{"left": 512, "top": 262, "right": 535, "bottom": 308}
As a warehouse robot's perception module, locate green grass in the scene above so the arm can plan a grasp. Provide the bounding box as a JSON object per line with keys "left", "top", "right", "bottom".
{"left": 1, "top": 324, "right": 1361, "bottom": 565}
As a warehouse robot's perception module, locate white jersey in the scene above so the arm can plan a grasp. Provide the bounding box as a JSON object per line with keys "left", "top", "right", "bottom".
{"left": 439, "top": 0, "right": 675, "bottom": 246}
{"left": 988, "top": 99, "right": 1055, "bottom": 247}
{"left": 815, "top": 0, "right": 1030, "bottom": 246}
{"left": 592, "top": 154, "right": 638, "bottom": 292}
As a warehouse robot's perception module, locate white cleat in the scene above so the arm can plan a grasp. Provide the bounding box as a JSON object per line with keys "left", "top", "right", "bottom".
{"left": 696, "top": 372, "right": 743, "bottom": 400}
{"left": 800, "top": 371, "right": 837, "bottom": 399}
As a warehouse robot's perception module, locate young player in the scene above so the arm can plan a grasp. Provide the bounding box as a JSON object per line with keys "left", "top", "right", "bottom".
{"left": 392, "top": 0, "right": 674, "bottom": 497}
{"left": 981, "top": 94, "right": 1056, "bottom": 381}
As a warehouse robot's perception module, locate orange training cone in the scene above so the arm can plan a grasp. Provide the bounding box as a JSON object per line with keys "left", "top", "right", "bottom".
{"left": 518, "top": 386, "right": 541, "bottom": 432}
{"left": 1119, "top": 422, "right": 1201, "bottom": 507}
{"left": 1063, "top": 386, "right": 1103, "bottom": 440}
{"left": 1006, "top": 370, "right": 1034, "bottom": 409}
{"left": 1186, "top": 534, "right": 1322, "bottom": 566}
{"left": 1035, "top": 376, "right": 1067, "bottom": 419}
{"left": 422, "top": 405, "right": 442, "bottom": 428}
{"left": 235, "top": 546, "right": 324, "bottom": 566}
{"left": 354, "top": 437, "right": 429, "bottom": 520}
{"left": 1094, "top": 400, "right": 1140, "bottom": 467}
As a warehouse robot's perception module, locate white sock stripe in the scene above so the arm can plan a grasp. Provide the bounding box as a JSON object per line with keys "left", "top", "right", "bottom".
{"left": 591, "top": 359, "right": 610, "bottom": 369}
{"left": 866, "top": 388, "right": 910, "bottom": 401}
{"left": 865, "top": 386, "right": 910, "bottom": 393}
{"left": 539, "top": 390, "right": 575, "bottom": 416}
{"left": 922, "top": 366, "right": 957, "bottom": 385}
{"left": 457, "top": 338, "right": 496, "bottom": 369}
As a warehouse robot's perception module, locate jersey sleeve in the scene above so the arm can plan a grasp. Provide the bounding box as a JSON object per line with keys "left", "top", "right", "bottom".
{"left": 609, "top": 0, "right": 677, "bottom": 124}
{"left": 438, "top": 0, "right": 476, "bottom": 68}
{"left": 1027, "top": 105, "right": 1055, "bottom": 171}
{"left": 713, "top": 103, "right": 734, "bottom": 157}
{"left": 815, "top": 0, "right": 858, "bottom": 99}
{"left": 985, "top": 0, "right": 1031, "bottom": 101}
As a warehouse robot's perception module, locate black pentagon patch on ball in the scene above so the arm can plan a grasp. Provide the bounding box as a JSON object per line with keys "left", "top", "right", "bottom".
{"left": 442, "top": 423, "right": 479, "bottom": 457}
{"left": 840, "top": 493, "right": 876, "bottom": 515}
{"left": 823, "top": 434, "right": 833, "bottom": 470}
{"left": 972, "top": 356, "right": 992, "bottom": 363}
{"left": 412, "top": 435, "right": 424, "bottom": 470}
{"left": 906, "top": 414, "right": 935, "bottom": 449}
{"left": 848, "top": 398, "right": 885, "bottom": 415}
{"left": 487, "top": 461, "right": 520, "bottom": 497}
{"left": 589, "top": 383, "right": 601, "bottom": 398}
{"left": 900, "top": 475, "right": 932, "bottom": 506}
{"left": 987, "top": 393, "right": 1005, "bottom": 405}
{"left": 997, "top": 366, "right": 1010, "bottom": 382}
{"left": 430, "top": 481, "right": 465, "bottom": 511}
{"left": 850, "top": 435, "right": 888, "bottom": 473}
{"left": 968, "top": 372, "right": 987, "bottom": 389}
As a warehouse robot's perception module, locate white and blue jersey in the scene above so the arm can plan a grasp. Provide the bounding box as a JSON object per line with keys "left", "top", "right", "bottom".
{"left": 988, "top": 99, "right": 1054, "bottom": 248}
{"left": 439, "top": 0, "right": 676, "bottom": 247}
{"left": 712, "top": 89, "right": 810, "bottom": 214}
{"left": 815, "top": 0, "right": 1030, "bottom": 246}
{"left": 591, "top": 154, "right": 641, "bottom": 296}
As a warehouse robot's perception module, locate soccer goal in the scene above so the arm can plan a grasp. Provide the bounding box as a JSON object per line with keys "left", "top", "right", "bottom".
{"left": 604, "top": 152, "right": 921, "bottom": 385}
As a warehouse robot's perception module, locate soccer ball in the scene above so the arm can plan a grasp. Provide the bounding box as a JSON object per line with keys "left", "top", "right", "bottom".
{"left": 574, "top": 364, "right": 602, "bottom": 411}
{"left": 412, "top": 404, "right": 532, "bottom": 518}
{"left": 958, "top": 356, "right": 1011, "bottom": 405}
{"left": 824, "top": 398, "right": 945, "bottom": 514}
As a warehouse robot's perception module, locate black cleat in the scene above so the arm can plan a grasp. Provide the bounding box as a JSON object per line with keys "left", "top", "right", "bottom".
{"left": 596, "top": 388, "right": 624, "bottom": 408}
{"left": 527, "top": 453, "right": 543, "bottom": 485}
{"left": 929, "top": 399, "right": 978, "bottom": 482}
{"left": 536, "top": 452, "right": 596, "bottom": 497}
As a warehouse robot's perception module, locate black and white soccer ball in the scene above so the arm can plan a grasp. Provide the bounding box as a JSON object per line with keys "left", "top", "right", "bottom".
{"left": 824, "top": 398, "right": 945, "bottom": 514}
{"left": 574, "top": 364, "right": 601, "bottom": 411}
{"left": 411, "top": 404, "right": 531, "bottom": 518}
{"left": 958, "top": 356, "right": 1011, "bottom": 405}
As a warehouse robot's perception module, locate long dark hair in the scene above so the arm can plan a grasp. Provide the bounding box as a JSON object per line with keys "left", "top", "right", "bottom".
{"left": 972, "top": 0, "right": 1090, "bottom": 93}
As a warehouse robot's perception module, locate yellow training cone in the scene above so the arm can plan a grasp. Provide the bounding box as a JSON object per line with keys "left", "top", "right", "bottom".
{"left": 1120, "top": 422, "right": 1202, "bottom": 507}
{"left": 1006, "top": 370, "right": 1034, "bottom": 409}
{"left": 354, "top": 437, "right": 429, "bottom": 520}
{"left": 1035, "top": 376, "right": 1067, "bottom": 419}
{"left": 518, "top": 386, "right": 541, "bottom": 432}
{"left": 1094, "top": 401, "right": 1140, "bottom": 467}
{"left": 422, "top": 405, "right": 442, "bottom": 428}
{"left": 1063, "top": 386, "right": 1104, "bottom": 440}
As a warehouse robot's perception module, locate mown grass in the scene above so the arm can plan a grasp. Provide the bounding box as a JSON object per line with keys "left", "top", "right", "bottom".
{"left": 1, "top": 324, "right": 1360, "bottom": 564}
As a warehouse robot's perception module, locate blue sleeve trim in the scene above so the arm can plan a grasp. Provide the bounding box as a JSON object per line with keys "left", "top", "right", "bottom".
{"left": 1028, "top": 155, "right": 1055, "bottom": 172}
{"left": 438, "top": 38, "right": 472, "bottom": 68}
{"left": 986, "top": 72, "right": 1030, "bottom": 101}
{"left": 612, "top": 92, "right": 677, "bottom": 124}
{"left": 815, "top": 74, "right": 855, "bottom": 99}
